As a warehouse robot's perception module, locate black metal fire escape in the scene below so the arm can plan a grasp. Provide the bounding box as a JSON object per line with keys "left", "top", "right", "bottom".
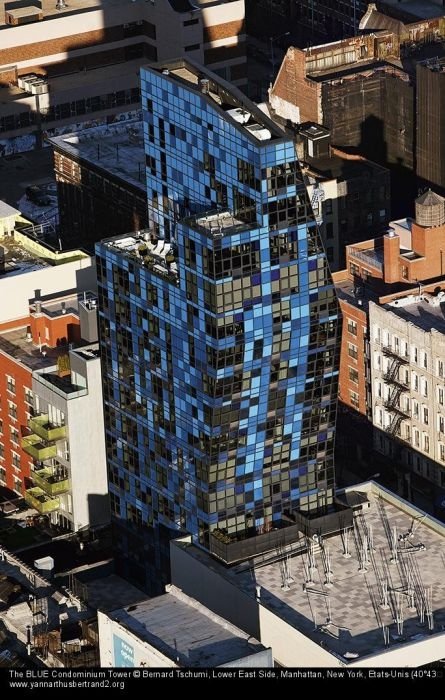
{"left": 382, "top": 346, "right": 410, "bottom": 436}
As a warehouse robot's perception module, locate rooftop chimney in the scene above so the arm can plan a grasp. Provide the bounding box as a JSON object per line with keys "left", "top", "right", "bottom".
{"left": 383, "top": 231, "right": 400, "bottom": 284}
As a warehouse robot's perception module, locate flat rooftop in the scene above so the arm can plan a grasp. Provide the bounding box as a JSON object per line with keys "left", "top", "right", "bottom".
{"left": 108, "top": 584, "right": 266, "bottom": 667}
{"left": 0, "top": 327, "right": 71, "bottom": 370}
{"left": 0, "top": 236, "right": 49, "bottom": 277}
{"left": 0, "top": 0, "right": 131, "bottom": 27}
{"left": 102, "top": 231, "right": 178, "bottom": 282}
{"left": 31, "top": 291, "right": 96, "bottom": 318}
{"left": 49, "top": 120, "right": 145, "bottom": 191}
{"left": 385, "top": 294, "right": 445, "bottom": 334}
{"left": 150, "top": 58, "right": 286, "bottom": 143}
{"left": 185, "top": 208, "right": 252, "bottom": 238}
{"left": 179, "top": 484, "right": 445, "bottom": 664}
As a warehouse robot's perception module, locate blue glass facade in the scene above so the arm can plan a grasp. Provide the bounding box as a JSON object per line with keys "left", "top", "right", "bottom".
{"left": 96, "top": 61, "right": 341, "bottom": 593}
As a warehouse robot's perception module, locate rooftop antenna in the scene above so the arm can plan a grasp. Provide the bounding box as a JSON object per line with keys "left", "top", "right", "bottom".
{"left": 341, "top": 527, "right": 352, "bottom": 558}
{"left": 368, "top": 524, "right": 375, "bottom": 552}
{"left": 304, "top": 556, "right": 313, "bottom": 585}
{"left": 286, "top": 554, "right": 295, "bottom": 584}
{"left": 380, "top": 579, "right": 390, "bottom": 610}
{"left": 419, "top": 597, "right": 425, "bottom": 626}
{"left": 280, "top": 557, "right": 290, "bottom": 591}
{"left": 407, "top": 572, "right": 416, "bottom": 613}
{"left": 324, "top": 547, "right": 333, "bottom": 588}
{"left": 308, "top": 539, "right": 318, "bottom": 575}
{"left": 395, "top": 593, "right": 404, "bottom": 637}
{"left": 358, "top": 539, "right": 368, "bottom": 574}
{"left": 426, "top": 587, "right": 434, "bottom": 631}
{"left": 390, "top": 527, "right": 399, "bottom": 564}
{"left": 326, "top": 598, "right": 332, "bottom": 625}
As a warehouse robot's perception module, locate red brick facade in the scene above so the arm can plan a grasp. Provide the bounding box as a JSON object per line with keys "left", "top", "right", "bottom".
{"left": 337, "top": 298, "right": 368, "bottom": 417}
{"left": 0, "top": 349, "right": 33, "bottom": 494}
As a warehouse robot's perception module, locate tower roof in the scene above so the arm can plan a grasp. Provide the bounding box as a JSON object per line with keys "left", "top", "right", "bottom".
{"left": 415, "top": 189, "right": 445, "bottom": 207}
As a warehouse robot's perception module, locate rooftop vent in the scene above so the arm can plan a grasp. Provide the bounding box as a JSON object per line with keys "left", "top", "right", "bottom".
{"left": 226, "top": 107, "right": 251, "bottom": 124}
{"left": 245, "top": 123, "right": 272, "bottom": 141}
{"left": 199, "top": 78, "right": 210, "bottom": 95}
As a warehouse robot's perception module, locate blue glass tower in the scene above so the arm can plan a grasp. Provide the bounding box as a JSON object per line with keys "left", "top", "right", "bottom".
{"left": 96, "top": 59, "right": 341, "bottom": 593}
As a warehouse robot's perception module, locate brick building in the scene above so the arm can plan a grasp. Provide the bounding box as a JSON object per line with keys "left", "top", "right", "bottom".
{"left": 49, "top": 121, "right": 147, "bottom": 249}
{"left": 0, "top": 211, "right": 96, "bottom": 495}
{"left": 268, "top": 12, "right": 445, "bottom": 215}
{"left": 333, "top": 190, "right": 445, "bottom": 514}
{"left": 0, "top": 0, "right": 246, "bottom": 153}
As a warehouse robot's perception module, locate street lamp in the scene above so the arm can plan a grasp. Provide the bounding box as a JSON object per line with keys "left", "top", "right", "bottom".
{"left": 269, "top": 31, "right": 290, "bottom": 78}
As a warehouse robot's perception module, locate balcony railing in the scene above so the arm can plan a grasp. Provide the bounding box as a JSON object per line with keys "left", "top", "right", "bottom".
{"left": 21, "top": 434, "right": 57, "bottom": 461}
{"left": 32, "top": 467, "right": 70, "bottom": 496}
{"left": 29, "top": 415, "right": 66, "bottom": 442}
{"left": 24, "top": 487, "right": 59, "bottom": 514}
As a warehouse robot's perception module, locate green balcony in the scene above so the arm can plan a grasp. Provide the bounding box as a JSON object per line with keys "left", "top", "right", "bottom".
{"left": 21, "top": 434, "right": 57, "bottom": 461}
{"left": 24, "top": 487, "right": 59, "bottom": 514}
{"left": 29, "top": 415, "right": 66, "bottom": 442}
{"left": 32, "top": 467, "right": 70, "bottom": 496}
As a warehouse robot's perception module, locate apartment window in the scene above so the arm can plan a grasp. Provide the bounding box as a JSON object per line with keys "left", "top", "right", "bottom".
{"left": 24, "top": 388, "right": 33, "bottom": 406}
{"left": 374, "top": 325, "right": 381, "bottom": 343}
{"left": 349, "top": 262, "right": 359, "bottom": 277}
{"left": 349, "top": 367, "right": 359, "bottom": 384}
{"left": 414, "top": 430, "right": 420, "bottom": 447}
{"left": 10, "top": 428, "right": 19, "bottom": 445}
{"left": 379, "top": 209, "right": 386, "bottom": 221}
{"left": 423, "top": 407, "right": 429, "bottom": 425}
{"left": 183, "top": 18, "right": 199, "bottom": 26}
{"left": 325, "top": 199, "right": 333, "bottom": 215}
{"left": 8, "top": 402, "right": 17, "bottom": 420}
{"left": 413, "top": 401, "right": 419, "bottom": 419}
{"left": 404, "top": 424, "right": 410, "bottom": 440}
{"left": 11, "top": 452, "right": 20, "bottom": 469}
{"left": 326, "top": 222, "right": 334, "bottom": 239}
{"left": 439, "top": 416, "right": 445, "bottom": 434}
{"left": 350, "top": 391, "right": 359, "bottom": 409}
{"left": 377, "top": 409, "right": 383, "bottom": 426}
{"left": 0, "top": 443, "right": 4, "bottom": 459}
{"left": 401, "top": 265, "right": 408, "bottom": 279}
{"left": 439, "top": 387, "right": 444, "bottom": 406}
{"left": 348, "top": 343, "right": 358, "bottom": 360}
{"left": 413, "top": 373, "right": 419, "bottom": 392}
{"left": 347, "top": 319, "right": 357, "bottom": 336}
{"left": 438, "top": 360, "right": 444, "bottom": 378}
{"left": 0, "top": 419, "right": 2, "bottom": 435}
{"left": 423, "top": 352, "right": 428, "bottom": 369}
{"left": 413, "top": 347, "right": 418, "bottom": 364}
{"left": 424, "top": 435, "right": 429, "bottom": 453}
{"left": 6, "top": 376, "right": 15, "bottom": 394}
{"left": 185, "top": 43, "right": 200, "bottom": 52}
{"left": 374, "top": 352, "right": 381, "bottom": 370}
{"left": 440, "top": 444, "right": 445, "bottom": 462}
{"left": 13, "top": 477, "right": 21, "bottom": 493}
{"left": 376, "top": 381, "right": 382, "bottom": 398}
{"left": 422, "top": 379, "right": 428, "bottom": 398}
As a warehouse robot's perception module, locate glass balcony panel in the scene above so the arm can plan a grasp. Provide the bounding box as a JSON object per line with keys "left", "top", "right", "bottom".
{"left": 24, "top": 487, "right": 59, "bottom": 514}
{"left": 32, "top": 467, "right": 70, "bottom": 496}
{"left": 29, "top": 414, "right": 66, "bottom": 442}
{"left": 21, "top": 434, "right": 57, "bottom": 461}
